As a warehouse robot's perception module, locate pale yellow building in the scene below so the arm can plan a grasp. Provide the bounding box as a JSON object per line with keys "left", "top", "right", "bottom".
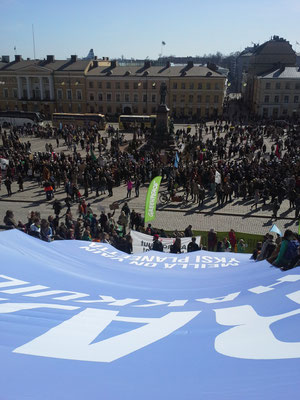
{"left": 85, "top": 60, "right": 226, "bottom": 119}
{"left": 0, "top": 55, "right": 93, "bottom": 117}
{"left": 252, "top": 66, "right": 300, "bottom": 118}
{"left": 244, "top": 36, "right": 297, "bottom": 116}
{"left": 0, "top": 55, "right": 226, "bottom": 120}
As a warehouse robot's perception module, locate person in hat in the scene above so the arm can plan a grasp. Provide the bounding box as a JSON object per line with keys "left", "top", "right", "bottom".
{"left": 152, "top": 234, "right": 163, "bottom": 252}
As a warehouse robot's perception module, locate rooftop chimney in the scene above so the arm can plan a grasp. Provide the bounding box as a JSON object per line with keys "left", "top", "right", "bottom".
{"left": 70, "top": 55, "right": 77, "bottom": 63}
{"left": 207, "top": 62, "right": 217, "bottom": 71}
{"left": 2, "top": 55, "right": 10, "bottom": 63}
{"left": 46, "top": 55, "right": 55, "bottom": 63}
{"left": 15, "top": 55, "right": 22, "bottom": 62}
{"left": 187, "top": 61, "right": 194, "bottom": 69}
{"left": 165, "top": 61, "right": 171, "bottom": 68}
{"left": 111, "top": 60, "right": 117, "bottom": 68}
{"left": 144, "top": 60, "right": 151, "bottom": 69}
{"left": 92, "top": 60, "right": 98, "bottom": 68}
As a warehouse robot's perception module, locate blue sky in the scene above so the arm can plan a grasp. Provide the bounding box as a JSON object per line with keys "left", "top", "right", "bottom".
{"left": 1, "top": 0, "right": 300, "bottom": 60}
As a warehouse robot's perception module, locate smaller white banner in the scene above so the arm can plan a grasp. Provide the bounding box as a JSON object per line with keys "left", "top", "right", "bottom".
{"left": 131, "top": 230, "right": 201, "bottom": 253}
{"left": 0, "top": 158, "right": 9, "bottom": 170}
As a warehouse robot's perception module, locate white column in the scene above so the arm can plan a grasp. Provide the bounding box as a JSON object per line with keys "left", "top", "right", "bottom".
{"left": 26, "top": 77, "right": 31, "bottom": 100}
{"left": 39, "top": 77, "right": 44, "bottom": 100}
{"left": 48, "top": 76, "right": 54, "bottom": 100}
{"left": 17, "top": 76, "right": 22, "bottom": 99}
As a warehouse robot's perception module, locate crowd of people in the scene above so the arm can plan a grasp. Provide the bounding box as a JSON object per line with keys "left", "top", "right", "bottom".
{"left": 0, "top": 118, "right": 299, "bottom": 268}
{"left": 2, "top": 205, "right": 299, "bottom": 270}
{"left": 0, "top": 120, "right": 299, "bottom": 219}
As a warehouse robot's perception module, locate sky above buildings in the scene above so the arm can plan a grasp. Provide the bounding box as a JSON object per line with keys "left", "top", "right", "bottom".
{"left": 1, "top": 0, "right": 300, "bottom": 60}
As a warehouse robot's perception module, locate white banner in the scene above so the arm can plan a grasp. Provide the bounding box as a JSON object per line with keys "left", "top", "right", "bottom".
{"left": 0, "top": 158, "right": 9, "bottom": 170}
{"left": 131, "top": 230, "right": 201, "bottom": 253}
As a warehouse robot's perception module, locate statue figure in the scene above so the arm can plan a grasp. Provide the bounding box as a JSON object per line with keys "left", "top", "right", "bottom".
{"left": 159, "top": 82, "right": 168, "bottom": 105}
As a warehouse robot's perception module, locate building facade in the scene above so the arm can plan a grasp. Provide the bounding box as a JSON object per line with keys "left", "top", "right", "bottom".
{"left": 244, "top": 36, "right": 297, "bottom": 116}
{"left": 0, "top": 56, "right": 226, "bottom": 120}
{"left": 252, "top": 66, "right": 300, "bottom": 118}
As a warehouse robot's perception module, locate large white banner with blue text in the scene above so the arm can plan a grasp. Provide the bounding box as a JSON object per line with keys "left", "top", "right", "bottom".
{"left": 0, "top": 229, "right": 299, "bottom": 400}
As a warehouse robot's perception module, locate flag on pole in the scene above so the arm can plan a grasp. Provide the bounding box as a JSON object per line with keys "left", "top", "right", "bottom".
{"left": 144, "top": 176, "right": 162, "bottom": 224}
{"left": 270, "top": 224, "right": 282, "bottom": 237}
{"left": 162, "top": 41, "right": 166, "bottom": 46}
{"left": 174, "top": 152, "right": 179, "bottom": 168}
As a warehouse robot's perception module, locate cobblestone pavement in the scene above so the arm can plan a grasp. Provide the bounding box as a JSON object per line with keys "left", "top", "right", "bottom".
{"left": 0, "top": 124, "right": 299, "bottom": 236}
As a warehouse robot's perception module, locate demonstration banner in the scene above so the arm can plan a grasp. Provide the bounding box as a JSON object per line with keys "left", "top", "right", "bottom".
{"left": 0, "top": 229, "right": 300, "bottom": 400}
{"left": 131, "top": 230, "right": 201, "bottom": 253}
{"left": 144, "top": 176, "right": 162, "bottom": 224}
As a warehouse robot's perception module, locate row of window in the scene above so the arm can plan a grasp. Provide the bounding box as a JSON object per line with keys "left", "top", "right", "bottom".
{"left": 264, "top": 95, "right": 299, "bottom": 104}
{"left": 89, "top": 93, "right": 156, "bottom": 103}
{"left": 3, "top": 88, "right": 221, "bottom": 103}
{"left": 87, "top": 81, "right": 222, "bottom": 90}
{"left": 89, "top": 81, "right": 157, "bottom": 90}
{"left": 172, "top": 107, "right": 219, "bottom": 117}
{"left": 262, "top": 107, "right": 298, "bottom": 117}
{"left": 3, "top": 88, "right": 18, "bottom": 98}
{"left": 2, "top": 88, "right": 220, "bottom": 104}
{"left": 172, "top": 82, "right": 220, "bottom": 90}
{"left": 265, "top": 82, "right": 300, "bottom": 90}
{"left": 3, "top": 88, "right": 52, "bottom": 100}
{"left": 172, "top": 94, "right": 219, "bottom": 103}
{"left": 57, "top": 89, "right": 82, "bottom": 101}
{"left": 87, "top": 93, "right": 220, "bottom": 104}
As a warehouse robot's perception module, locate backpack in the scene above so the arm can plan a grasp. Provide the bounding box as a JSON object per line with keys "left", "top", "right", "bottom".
{"left": 285, "top": 240, "right": 299, "bottom": 262}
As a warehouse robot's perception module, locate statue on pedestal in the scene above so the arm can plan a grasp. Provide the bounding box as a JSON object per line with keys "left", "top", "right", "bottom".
{"left": 159, "top": 82, "right": 168, "bottom": 105}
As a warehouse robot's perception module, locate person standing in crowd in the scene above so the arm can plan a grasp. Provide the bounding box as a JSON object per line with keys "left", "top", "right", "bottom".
{"left": 237, "top": 239, "right": 246, "bottom": 253}
{"left": 3, "top": 210, "right": 17, "bottom": 228}
{"left": 152, "top": 234, "right": 164, "bottom": 252}
{"left": 117, "top": 211, "right": 128, "bottom": 235}
{"left": 4, "top": 176, "right": 12, "bottom": 196}
{"left": 222, "top": 237, "right": 232, "bottom": 252}
{"left": 229, "top": 229, "right": 237, "bottom": 252}
{"left": 135, "top": 176, "right": 141, "bottom": 197}
{"left": 184, "top": 225, "right": 193, "bottom": 237}
{"left": 208, "top": 229, "right": 217, "bottom": 251}
{"left": 126, "top": 179, "right": 133, "bottom": 198}
{"left": 187, "top": 237, "right": 200, "bottom": 252}
{"left": 17, "top": 174, "right": 24, "bottom": 192}
{"left": 53, "top": 199, "right": 63, "bottom": 217}
{"left": 272, "top": 199, "right": 280, "bottom": 219}
{"left": 170, "top": 237, "right": 181, "bottom": 254}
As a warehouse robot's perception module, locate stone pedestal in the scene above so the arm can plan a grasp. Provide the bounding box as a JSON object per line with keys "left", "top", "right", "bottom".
{"left": 156, "top": 104, "right": 169, "bottom": 136}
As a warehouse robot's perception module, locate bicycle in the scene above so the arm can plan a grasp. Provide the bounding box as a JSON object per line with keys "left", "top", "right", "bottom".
{"left": 159, "top": 191, "right": 171, "bottom": 205}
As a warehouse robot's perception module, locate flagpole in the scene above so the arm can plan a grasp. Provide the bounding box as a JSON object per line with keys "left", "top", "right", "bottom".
{"left": 32, "top": 24, "right": 36, "bottom": 60}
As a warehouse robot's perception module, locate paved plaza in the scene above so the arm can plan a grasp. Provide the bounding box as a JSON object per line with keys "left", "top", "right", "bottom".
{"left": 1, "top": 124, "right": 298, "bottom": 238}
